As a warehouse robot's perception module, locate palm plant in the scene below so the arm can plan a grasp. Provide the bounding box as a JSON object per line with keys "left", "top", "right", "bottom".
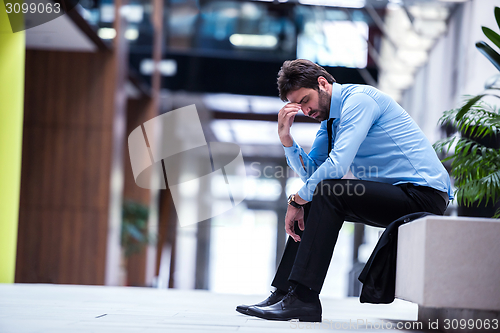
{"left": 433, "top": 6, "right": 500, "bottom": 218}
{"left": 476, "top": 6, "right": 500, "bottom": 73}
{"left": 121, "top": 200, "right": 155, "bottom": 257}
{"left": 434, "top": 99, "right": 500, "bottom": 217}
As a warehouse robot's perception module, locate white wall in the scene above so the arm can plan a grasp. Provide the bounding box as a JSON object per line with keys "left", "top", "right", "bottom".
{"left": 401, "top": 0, "right": 499, "bottom": 144}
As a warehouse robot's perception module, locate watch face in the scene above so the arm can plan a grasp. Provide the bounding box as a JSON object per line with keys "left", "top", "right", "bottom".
{"left": 288, "top": 194, "right": 301, "bottom": 208}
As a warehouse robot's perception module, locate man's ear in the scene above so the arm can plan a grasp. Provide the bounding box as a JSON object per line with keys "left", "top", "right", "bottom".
{"left": 317, "top": 76, "right": 328, "bottom": 90}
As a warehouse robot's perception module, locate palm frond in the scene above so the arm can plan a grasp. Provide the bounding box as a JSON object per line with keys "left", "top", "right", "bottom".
{"left": 455, "top": 94, "right": 488, "bottom": 120}
{"left": 495, "top": 6, "right": 500, "bottom": 31}
{"left": 433, "top": 136, "right": 457, "bottom": 156}
{"left": 449, "top": 138, "right": 500, "bottom": 177}
{"left": 440, "top": 98, "right": 500, "bottom": 140}
{"left": 483, "top": 26, "right": 500, "bottom": 50}
{"left": 456, "top": 169, "right": 500, "bottom": 206}
{"left": 437, "top": 94, "right": 500, "bottom": 216}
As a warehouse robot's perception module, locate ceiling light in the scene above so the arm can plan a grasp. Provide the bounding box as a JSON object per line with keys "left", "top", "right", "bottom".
{"left": 203, "top": 94, "right": 249, "bottom": 113}
{"left": 140, "top": 59, "right": 177, "bottom": 76}
{"left": 158, "top": 60, "right": 177, "bottom": 76}
{"left": 413, "top": 19, "right": 447, "bottom": 38}
{"left": 120, "top": 5, "right": 144, "bottom": 23}
{"left": 229, "top": 34, "right": 278, "bottom": 48}
{"left": 140, "top": 59, "right": 154, "bottom": 75}
{"left": 298, "top": 0, "right": 365, "bottom": 8}
{"left": 397, "top": 49, "right": 428, "bottom": 67}
{"left": 98, "top": 28, "right": 116, "bottom": 40}
{"left": 385, "top": 72, "right": 415, "bottom": 90}
{"left": 409, "top": 5, "right": 449, "bottom": 20}
{"left": 100, "top": 4, "right": 115, "bottom": 23}
{"left": 125, "top": 28, "right": 139, "bottom": 41}
{"left": 250, "top": 96, "right": 286, "bottom": 114}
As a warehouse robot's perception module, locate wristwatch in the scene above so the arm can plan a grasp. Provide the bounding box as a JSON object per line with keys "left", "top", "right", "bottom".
{"left": 287, "top": 194, "right": 304, "bottom": 209}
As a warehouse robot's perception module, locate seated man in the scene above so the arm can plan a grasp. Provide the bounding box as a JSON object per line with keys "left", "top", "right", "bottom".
{"left": 236, "top": 59, "right": 452, "bottom": 322}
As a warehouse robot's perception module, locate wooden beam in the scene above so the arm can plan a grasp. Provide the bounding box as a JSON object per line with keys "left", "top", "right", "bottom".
{"left": 211, "top": 111, "right": 318, "bottom": 123}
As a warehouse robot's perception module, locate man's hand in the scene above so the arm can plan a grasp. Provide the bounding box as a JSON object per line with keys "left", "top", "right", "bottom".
{"left": 278, "top": 103, "right": 301, "bottom": 147}
{"left": 285, "top": 204, "right": 305, "bottom": 242}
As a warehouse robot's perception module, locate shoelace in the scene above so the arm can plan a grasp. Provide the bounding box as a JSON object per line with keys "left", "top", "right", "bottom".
{"left": 265, "top": 289, "right": 283, "bottom": 304}
{"left": 281, "top": 286, "right": 297, "bottom": 305}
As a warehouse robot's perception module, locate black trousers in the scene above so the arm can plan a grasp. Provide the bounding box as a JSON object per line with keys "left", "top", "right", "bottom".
{"left": 271, "top": 179, "right": 448, "bottom": 294}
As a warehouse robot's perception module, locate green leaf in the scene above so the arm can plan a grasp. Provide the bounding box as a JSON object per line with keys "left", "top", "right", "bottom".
{"left": 456, "top": 94, "right": 486, "bottom": 121}
{"left": 483, "top": 27, "right": 500, "bottom": 50}
{"left": 125, "top": 224, "right": 145, "bottom": 242}
{"left": 476, "top": 41, "right": 500, "bottom": 72}
{"left": 495, "top": 7, "right": 500, "bottom": 31}
{"left": 121, "top": 200, "right": 153, "bottom": 256}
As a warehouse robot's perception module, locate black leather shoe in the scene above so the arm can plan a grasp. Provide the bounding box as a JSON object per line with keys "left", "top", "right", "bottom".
{"left": 246, "top": 289, "right": 322, "bottom": 322}
{"left": 236, "top": 289, "right": 286, "bottom": 315}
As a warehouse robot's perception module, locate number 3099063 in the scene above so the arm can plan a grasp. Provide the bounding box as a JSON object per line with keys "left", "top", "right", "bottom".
{"left": 5, "top": 2, "right": 61, "bottom": 14}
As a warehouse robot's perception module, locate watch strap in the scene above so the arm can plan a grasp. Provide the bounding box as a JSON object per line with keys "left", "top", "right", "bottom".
{"left": 288, "top": 194, "right": 303, "bottom": 208}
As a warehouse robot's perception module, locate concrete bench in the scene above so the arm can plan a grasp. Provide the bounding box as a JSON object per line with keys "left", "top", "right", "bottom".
{"left": 395, "top": 216, "right": 500, "bottom": 332}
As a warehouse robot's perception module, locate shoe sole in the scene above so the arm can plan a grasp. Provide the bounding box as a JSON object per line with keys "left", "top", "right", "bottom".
{"left": 247, "top": 309, "right": 321, "bottom": 322}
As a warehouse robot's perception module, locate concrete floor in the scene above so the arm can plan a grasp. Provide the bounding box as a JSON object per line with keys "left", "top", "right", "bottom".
{"left": 0, "top": 284, "right": 424, "bottom": 332}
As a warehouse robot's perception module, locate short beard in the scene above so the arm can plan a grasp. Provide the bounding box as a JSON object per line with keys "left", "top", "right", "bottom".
{"left": 311, "top": 89, "right": 331, "bottom": 122}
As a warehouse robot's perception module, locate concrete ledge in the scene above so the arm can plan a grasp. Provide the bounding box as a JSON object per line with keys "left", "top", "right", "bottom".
{"left": 395, "top": 216, "right": 500, "bottom": 311}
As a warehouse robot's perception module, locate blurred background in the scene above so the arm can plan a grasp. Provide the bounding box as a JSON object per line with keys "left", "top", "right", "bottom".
{"left": 1, "top": 0, "right": 498, "bottom": 299}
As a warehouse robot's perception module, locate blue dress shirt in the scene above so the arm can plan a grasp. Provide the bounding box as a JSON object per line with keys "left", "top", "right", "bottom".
{"left": 284, "top": 83, "right": 453, "bottom": 202}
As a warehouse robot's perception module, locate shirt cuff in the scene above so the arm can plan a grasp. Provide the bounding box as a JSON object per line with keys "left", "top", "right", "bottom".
{"left": 297, "top": 184, "right": 314, "bottom": 202}
{"left": 282, "top": 140, "right": 300, "bottom": 156}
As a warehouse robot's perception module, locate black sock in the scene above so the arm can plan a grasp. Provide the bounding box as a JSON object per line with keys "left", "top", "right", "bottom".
{"left": 294, "top": 283, "right": 319, "bottom": 303}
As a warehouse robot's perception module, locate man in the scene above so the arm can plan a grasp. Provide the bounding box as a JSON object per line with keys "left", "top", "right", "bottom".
{"left": 236, "top": 59, "right": 452, "bottom": 322}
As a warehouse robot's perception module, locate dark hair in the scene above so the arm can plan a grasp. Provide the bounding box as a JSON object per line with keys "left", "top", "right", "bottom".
{"left": 277, "top": 59, "right": 335, "bottom": 101}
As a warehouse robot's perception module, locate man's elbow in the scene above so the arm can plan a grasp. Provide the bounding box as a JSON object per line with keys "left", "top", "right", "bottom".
{"left": 325, "top": 159, "right": 351, "bottom": 179}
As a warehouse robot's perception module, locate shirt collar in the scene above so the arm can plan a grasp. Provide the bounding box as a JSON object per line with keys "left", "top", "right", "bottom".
{"left": 329, "top": 82, "right": 342, "bottom": 120}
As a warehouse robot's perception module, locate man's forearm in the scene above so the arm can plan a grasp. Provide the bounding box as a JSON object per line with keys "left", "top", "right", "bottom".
{"left": 283, "top": 140, "right": 315, "bottom": 180}
{"left": 280, "top": 133, "right": 294, "bottom": 147}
